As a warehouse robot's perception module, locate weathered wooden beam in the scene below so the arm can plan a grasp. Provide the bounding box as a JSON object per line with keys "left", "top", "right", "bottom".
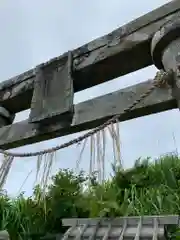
{"left": 0, "top": 0, "right": 179, "bottom": 114}
{"left": 0, "top": 80, "right": 176, "bottom": 150}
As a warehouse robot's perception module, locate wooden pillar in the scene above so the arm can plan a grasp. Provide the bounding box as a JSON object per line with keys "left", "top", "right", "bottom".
{"left": 151, "top": 18, "right": 180, "bottom": 109}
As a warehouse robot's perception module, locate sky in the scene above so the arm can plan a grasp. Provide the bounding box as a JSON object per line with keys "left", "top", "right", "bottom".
{"left": 0, "top": 0, "right": 178, "bottom": 196}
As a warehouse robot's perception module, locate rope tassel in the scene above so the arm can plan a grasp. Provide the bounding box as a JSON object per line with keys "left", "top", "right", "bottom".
{"left": 0, "top": 155, "right": 14, "bottom": 189}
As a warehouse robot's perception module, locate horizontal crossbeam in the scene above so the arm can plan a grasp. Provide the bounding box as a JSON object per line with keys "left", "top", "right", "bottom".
{"left": 0, "top": 80, "right": 176, "bottom": 150}
{"left": 0, "top": 0, "right": 179, "bottom": 114}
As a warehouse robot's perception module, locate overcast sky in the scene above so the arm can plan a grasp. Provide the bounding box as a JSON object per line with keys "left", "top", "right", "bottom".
{"left": 0, "top": 0, "right": 178, "bottom": 196}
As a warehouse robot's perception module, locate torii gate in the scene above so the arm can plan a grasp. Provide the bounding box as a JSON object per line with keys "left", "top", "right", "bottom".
{"left": 0, "top": 1, "right": 180, "bottom": 240}
{"left": 0, "top": 0, "right": 179, "bottom": 156}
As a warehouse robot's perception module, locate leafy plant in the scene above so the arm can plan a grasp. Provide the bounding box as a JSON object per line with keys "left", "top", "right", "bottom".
{"left": 1, "top": 154, "right": 180, "bottom": 239}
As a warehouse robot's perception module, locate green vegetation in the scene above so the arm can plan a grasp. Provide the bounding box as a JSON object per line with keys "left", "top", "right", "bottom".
{"left": 1, "top": 154, "right": 180, "bottom": 239}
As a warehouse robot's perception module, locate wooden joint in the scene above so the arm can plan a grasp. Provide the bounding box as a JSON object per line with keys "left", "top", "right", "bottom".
{"left": 28, "top": 51, "right": 74, "bottom": 126}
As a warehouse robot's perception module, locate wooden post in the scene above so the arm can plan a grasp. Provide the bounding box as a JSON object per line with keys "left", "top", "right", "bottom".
{"left": 151, "top": 18, "right": 180, "bottom": 109}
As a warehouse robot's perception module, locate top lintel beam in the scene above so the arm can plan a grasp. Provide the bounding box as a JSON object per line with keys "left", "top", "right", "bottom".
{"left": 0, "top": 0, "right": 180, "bottom": 114}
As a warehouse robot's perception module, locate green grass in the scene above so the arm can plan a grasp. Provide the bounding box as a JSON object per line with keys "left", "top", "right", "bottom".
{"left": 1, "top": 153, "right": 180, "bottom": 239}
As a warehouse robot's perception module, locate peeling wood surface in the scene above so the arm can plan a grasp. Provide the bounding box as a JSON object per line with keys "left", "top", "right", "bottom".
{"left": 0, "top": 80, "right": 176, "bottom": 150}
{"left": 0, "top": 0, "right": 179, "bottom": 114}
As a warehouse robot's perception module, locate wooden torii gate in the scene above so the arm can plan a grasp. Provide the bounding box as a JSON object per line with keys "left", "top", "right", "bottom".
{"left": 0, "top": 2, "right": 180, "bottom": 240}
{"left": 0, "top": 0, "right": 179, "bottom": 155}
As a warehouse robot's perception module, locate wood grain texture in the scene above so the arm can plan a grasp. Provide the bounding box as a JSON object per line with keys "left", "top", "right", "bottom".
{"left": 0, "top": 0, "right": 179, "bottom": 114}
{"left": 0, "top": 80, "right": 176, "bottom": 150}
{"left": 29, "top": 53, "right": 74, "bottom": 125}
